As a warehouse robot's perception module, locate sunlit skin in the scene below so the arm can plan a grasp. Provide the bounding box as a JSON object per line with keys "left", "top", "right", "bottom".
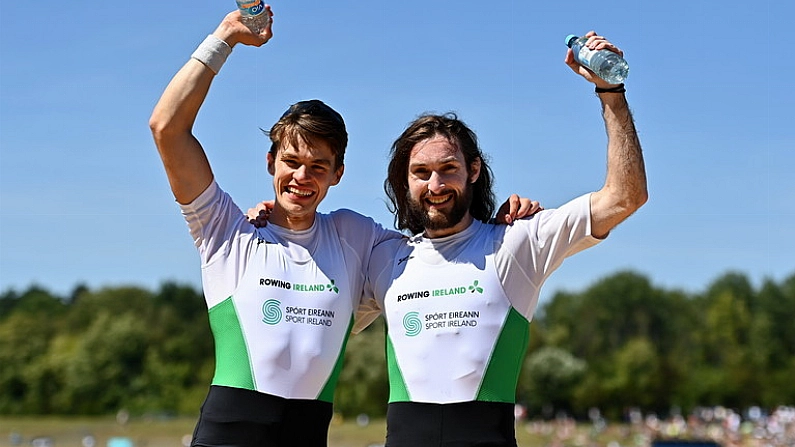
{"left": 266, "top": 138, "right": 343, "bottom": 230}
{"left": 248, "top": 135, "right": 544, "bottom": 229}
{"left": 407, "top": 135, "right": 481, "bottom": 238}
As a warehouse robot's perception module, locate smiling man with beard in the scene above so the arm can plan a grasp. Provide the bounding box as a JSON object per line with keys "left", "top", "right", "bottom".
{"left": 357, "top": 31, "right": 648, "bottom": 447}
{"left": 390, "top": 115, "right": 490, "bottom": 239}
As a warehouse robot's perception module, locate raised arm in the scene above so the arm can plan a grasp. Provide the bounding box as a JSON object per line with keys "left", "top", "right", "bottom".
{"left": 565, "top": 31, "right": 648, "bottom": 239}
{"left": 149, "top": 9, "right": 273, "bottom": 205}
{"left": 589, "top": 91, "right": 647, "bottom": 238}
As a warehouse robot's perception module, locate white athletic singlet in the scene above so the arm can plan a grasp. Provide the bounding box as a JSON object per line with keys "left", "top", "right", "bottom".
{"left": 361, "top": 194, "right": 600, "bottom": 404}
{"left": 181, "top": 182, "right": 397, "bottom": 402}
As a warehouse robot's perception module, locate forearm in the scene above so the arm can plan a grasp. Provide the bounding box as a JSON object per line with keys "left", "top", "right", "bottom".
{"left": 590, "top": 92, "right": 648, "bottom": 237}
{"left": 149, "top": 58, "right": 217, "bottom": 204}
{"left": 150, "top": 10, "right": 272, "bottom": 205}
{"left": 151, "top": 58, "right": 215, "bottom": 138}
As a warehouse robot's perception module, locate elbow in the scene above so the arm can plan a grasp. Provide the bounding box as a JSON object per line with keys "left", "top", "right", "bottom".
{"left": 148, "top": 109, "right": 184, "bottom": 147}
{"left": 623, "top": 188, "right": 648, "bottom": 216}
{"left": 618, "top": 175, "right": 648, "bottom": 214}
{"left": 606, "top": 187, "right": 648, "bottom": 221}
{"left": 634, "top": 187, "right": 649, "bottom": 211}
{"left": 603, "top": 181, "right": 648, "bottom": 215}
{"left": 590, "top": 186, "right": 647, "bottom": 238}
{"left": 148, "top": 109, "right": 164, "bottom": 141}
{"left": 148, "top": 109, "right": 169, "bottom": 141}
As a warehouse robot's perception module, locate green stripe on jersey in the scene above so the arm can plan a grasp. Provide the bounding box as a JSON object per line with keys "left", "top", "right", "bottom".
{"left": 386, "top": 333, "right": 410, "bottom": 402}
{"left": 208, "top": 297, "right": 255, "bottom": 390}
{"left": 318, "top": 316, "right": 354, "bottom": 402}
{"left": 476, "top": 308, "right": 530, "bottom": 402}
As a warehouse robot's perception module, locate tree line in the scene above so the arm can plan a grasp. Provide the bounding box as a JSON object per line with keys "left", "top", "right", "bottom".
{"left": 1, "top": 270, "right": 793, "bottom": 418}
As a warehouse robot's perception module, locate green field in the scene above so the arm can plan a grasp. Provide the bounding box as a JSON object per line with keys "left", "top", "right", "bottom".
{"left": 1, "top": 415, "right": 741, "bottom": 447}
{"left": 0, "top": 416, "right": 630, "bottom": 447}
{"left": 1, "top": 416, "right": 394, "bottom": 447}
{"left": 4, "top": 416, "right": 391, "bottom": 447}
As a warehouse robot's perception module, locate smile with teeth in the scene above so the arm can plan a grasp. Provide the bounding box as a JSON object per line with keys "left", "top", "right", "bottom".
{"left": 286, "top": 186, "right": 313, "bottom": 197}
{"left": 425, "top": 193, "right": 452, "bottom": 205}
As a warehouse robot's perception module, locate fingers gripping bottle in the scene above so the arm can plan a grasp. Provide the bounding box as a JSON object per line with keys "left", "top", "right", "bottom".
{"left": 565, "top": 35, "right": 629, "bottom": 84}
{"left": 236, "top": 0, "right": 270, "bottom": 34}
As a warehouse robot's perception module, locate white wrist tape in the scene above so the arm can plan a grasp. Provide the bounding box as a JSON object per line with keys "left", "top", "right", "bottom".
{"left": 190, "top": 35, "right": 232, "bottom": 75}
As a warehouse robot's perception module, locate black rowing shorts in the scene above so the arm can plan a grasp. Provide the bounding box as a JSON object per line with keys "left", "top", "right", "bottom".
{"left": 190, "top": 385, "right": 333, "bottom": 447}
{"left": 385, "top": 401, "right": 517, "bottom": 447}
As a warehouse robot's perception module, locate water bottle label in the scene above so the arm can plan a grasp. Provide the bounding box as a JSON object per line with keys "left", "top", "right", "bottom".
{"left": 577, "top": 47, "right": 595, "bottom": 67}
{"left": 236, "top": 0, "right": 265, "bottom": 17}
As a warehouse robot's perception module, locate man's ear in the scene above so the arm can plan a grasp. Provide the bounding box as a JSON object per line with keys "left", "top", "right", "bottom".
{"left": 267, "top": 152, "right": 275, "bottom": 175}
{"left": 331, "top": 164, "right": 344, "bottom": 186}
{"left": 469, "top": 157, "right": 481, "bottom": 183}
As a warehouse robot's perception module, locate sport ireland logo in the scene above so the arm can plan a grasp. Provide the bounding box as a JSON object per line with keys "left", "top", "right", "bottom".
{"left": 261, "top": 299, "right": 282, "bottom": 325}
{"left": 403, "top": 311, "right": 422, "bottom": 337}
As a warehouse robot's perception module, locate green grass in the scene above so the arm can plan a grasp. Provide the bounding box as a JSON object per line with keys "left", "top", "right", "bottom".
{"left": 0, "top": 416, "right": 196, "bottom": 447}
{"left": 2, "top": 416, "right": 391, "bottom": 447}
{"left": 0, "top": 415, "right": 730, "bottom": 447}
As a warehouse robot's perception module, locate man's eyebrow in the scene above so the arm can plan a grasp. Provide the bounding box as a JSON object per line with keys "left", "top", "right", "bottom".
{"left": 280, "top": 152, "right": 333, "bottom": 166}
{"left": 410, "top": 155, "right": 461, "bottom": 165}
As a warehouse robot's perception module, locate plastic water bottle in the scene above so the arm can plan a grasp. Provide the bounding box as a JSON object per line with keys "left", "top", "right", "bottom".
{"left": 236, "top": 0, "right": 270, "bottom": 34}
{"left": 565, "top": 35, "right": 629, "bottom": 84}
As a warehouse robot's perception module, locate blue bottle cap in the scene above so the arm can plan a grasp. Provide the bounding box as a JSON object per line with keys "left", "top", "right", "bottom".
{"left": 565, "top": 34, "right": 578, "bottom": 47}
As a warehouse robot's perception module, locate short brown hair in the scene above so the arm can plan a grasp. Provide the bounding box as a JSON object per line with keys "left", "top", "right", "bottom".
{"left": 266, "top": 100, "right": 348, "bottom": 168}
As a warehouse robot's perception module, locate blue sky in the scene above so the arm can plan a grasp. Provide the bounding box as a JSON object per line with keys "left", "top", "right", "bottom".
{"left": 1, "top": 1, "right": 792, "bottom": 305}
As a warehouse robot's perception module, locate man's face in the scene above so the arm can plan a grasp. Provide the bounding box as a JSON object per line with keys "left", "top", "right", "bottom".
{"left": 406, "top": 135, "right": 480, "bottom": 238}
{"left": 267, "top": 137, "right": 343, "bottom": 230}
